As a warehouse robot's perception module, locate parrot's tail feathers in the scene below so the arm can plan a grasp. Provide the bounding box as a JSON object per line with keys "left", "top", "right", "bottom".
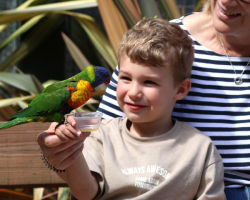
{"left": 10, "top": 106, "right": 32, "bottom": 119}
{"left": 0, "top": 117, "right": 35, "bottom": 130}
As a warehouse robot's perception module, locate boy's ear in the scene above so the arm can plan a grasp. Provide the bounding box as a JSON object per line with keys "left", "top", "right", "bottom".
{"left": 174, "top": 78, "right": 191, "bottom": 101}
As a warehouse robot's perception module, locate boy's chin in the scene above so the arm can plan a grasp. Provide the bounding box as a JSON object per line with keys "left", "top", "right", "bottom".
{"left": 126, "top": 114, "right": 148, "bottom": 124}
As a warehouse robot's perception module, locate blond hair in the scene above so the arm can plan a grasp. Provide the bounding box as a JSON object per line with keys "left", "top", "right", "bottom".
{"left": 118, "top": 18, "right": 194, "bottom": 85}
{"left": 203, "top": 0, "right": 211, "bottom": 14}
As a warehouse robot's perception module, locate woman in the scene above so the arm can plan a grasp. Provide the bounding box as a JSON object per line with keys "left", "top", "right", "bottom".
{"left": 96, "top": 0, "right": 250, "bottom": 199}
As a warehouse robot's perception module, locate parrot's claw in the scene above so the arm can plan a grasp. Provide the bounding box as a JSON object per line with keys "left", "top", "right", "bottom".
{"left": 54, "top": 112, "right": 75, "bottom": 132}
{"left": 64, "top": 112, "right": 75, "bottom": 125}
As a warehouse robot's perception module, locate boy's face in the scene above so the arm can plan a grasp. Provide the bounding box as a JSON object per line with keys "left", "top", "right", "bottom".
{"left": 117, "top": 55, "right": 179, "bottom": 125}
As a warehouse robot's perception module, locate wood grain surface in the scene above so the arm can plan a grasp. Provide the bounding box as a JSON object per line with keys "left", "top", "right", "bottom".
{"left": 0, "top": 122, "right": 67, "bottom": 188}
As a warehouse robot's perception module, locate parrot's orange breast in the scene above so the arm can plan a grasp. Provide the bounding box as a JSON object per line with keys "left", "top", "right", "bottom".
{"left": 67, "top": 80, "right": 93, "bottom": 108}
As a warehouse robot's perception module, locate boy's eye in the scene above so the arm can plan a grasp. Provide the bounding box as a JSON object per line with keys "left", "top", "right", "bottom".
{"left": 145, "top": 80, "right": 156, "bottom": 85}
{"left": 120, "top": 76, "right": 131, "bottom": 81}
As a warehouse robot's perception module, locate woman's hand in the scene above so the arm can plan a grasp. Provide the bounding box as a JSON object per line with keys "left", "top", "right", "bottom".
{"left": 37, "top": 116, "right": 90, "bottom": 170}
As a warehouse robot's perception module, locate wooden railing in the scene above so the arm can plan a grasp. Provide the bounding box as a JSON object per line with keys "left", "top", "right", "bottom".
{"left": 0, "top": 122, "right": 67, "bottom": 188}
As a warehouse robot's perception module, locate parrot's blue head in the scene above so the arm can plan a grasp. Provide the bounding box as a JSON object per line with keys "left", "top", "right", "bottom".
{"left": 93, "top": 66, "right": 110, "bottom": 87}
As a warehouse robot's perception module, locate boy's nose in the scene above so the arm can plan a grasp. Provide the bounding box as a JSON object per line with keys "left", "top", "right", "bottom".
{"left": 128, "top": 83, "right": 142, "bottom": 99}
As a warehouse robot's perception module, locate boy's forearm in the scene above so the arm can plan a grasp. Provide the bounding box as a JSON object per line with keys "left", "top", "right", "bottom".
{"left": 59, "top": 153, "right": 99, "bottom": 200}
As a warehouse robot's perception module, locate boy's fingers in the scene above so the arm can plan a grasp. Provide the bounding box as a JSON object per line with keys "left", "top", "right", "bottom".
{"left": 38, "top": 131, "right": 65, "bottom": 148}
{"left": 64, "top": 123, "right": 81, "bottom": 137}
{"left": 37, "top": 131, "right": 90, "bottom": 170}
{"left": 38, "top": 130, "right": 90, "bottom": 148}
{"left": 55, "top": 124, "right": 78, "bottom": 140}
{"left": 47, "top": 122, "right": 59, "bottom": 133}
{"left": 66, "top": 115, "right": 76, "bottom": 126}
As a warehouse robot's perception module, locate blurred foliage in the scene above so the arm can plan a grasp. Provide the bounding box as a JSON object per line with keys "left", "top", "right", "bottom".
{"left": 0, "top": 0, "right": 203, "bottom": 199}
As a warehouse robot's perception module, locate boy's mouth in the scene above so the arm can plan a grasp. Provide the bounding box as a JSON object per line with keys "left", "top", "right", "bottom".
{"left": 126, "top": 103, "right": 146, "bottom": 111}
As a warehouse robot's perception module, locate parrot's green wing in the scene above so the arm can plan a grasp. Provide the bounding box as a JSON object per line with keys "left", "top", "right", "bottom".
{"left": 11, "top": 87, "right": 71, "bottom": 118}
{"left": 41, "top": 79, "right": 73, "bottom": 93}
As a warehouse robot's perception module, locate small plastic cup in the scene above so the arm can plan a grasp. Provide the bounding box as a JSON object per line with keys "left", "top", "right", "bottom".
{"left": 72, "top": 112, "right": 103, "bottom": 132}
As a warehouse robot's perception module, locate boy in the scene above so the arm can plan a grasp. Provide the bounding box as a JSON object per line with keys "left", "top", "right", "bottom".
{"left": 38, "top": 18, "right": 226, "bottom": 200}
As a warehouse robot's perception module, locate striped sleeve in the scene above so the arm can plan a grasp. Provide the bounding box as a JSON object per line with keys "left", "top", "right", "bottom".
{"left": 97, "top": 66, "right": 125, "bottom": 119}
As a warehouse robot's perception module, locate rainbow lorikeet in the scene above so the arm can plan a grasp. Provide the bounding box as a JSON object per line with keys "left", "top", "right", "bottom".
{"left": 0, "top": 65, "right": 110, "bottom": 130}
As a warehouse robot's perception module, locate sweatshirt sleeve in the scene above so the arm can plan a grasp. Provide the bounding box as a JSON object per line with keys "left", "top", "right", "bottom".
{"left": 195, "top": 144, "right": 226, "bottom": 200}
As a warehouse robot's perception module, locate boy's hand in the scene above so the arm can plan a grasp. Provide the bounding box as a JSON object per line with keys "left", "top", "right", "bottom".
{"left": 37, "top": 120, "right": 90, "bottom": 170}
{"left": 51, "top": 115, "right": 82, "bottom": 141}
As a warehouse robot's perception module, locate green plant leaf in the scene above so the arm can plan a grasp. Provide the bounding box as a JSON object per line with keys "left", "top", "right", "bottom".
{"left": 0, "top": 95, "right": 36, "bottom": 108}
{"left": 58, "top": 187, "right": 70, "bottom": 200}
{"left": 77, "top": 18, "right": 117, "bottom": 69}
{"left": 0, "top": 0, "right": 37, "bottom": 34}
{"left": 57, "top": 10, "right": 117, "bottom": 69}
{"left": 113, "top": 0, "right": 138, "bottom": 28}
{"left": 97, "top": 0, "right": 127, "bottom": 55}
{"left": 0, "top": 0, "right": 98, "bottom": 24}
{"left": 42, "top": 79, "right": 58, "bottom": 89}
{"left": 0, "top": 14, "right": 65, "bottom": 71}
{"left": 61, "top": 32, "right": 90, "bottom": 71}
{"left": 137, "top": 0, "right": 161, "bottom": 19}
{"left": 156, "top": 0, "right": 173, "bottom": 20}
{"left": 0, "top": 14, "right": 45, "bottom": 51}
{"left": 0, "top": 73, "right": 40, "bottom": 94}
{"left": 165, "top": 0, "right": 181, "bottom": 19}
{"left": 194, "top": 0, "right": 204, "bottom": 12}
{"left": 33, "top": 188, "right": 44, "bottom": 200}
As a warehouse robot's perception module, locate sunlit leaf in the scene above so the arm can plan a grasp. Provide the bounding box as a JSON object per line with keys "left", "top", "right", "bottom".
{"left": 0, "top": 0, "right": 98, "bottom": 24}
{"left": 0, "top": 14, "right": 45, "bottom": 51}
{"left": 0, "top": 0, "right": 37, "bottom": 34}
{"left": 42, "top": 79, "right": 58, "bottom": 89}
{"left": 33, "top": 188, "right": 44, "bottom": 200}
{"left": 0, "top": 95, "right": 36, "bottom": 108}
{"left": 0, "top": 73, "right": 40, "bottom": 94}
{"left": 17, "top": 100, "right": 29, "bottom": 110}
{"left": 75, "top": 106, "right": 89, "bottom": 113}
{"left": 58, "top": 187, "right": 70, "bottom": 200}
{"left": 97, "top": 0, "right": 126, "bottom": 55}
{"left": 86, "top": 97, "right": 99, "bottom": 104}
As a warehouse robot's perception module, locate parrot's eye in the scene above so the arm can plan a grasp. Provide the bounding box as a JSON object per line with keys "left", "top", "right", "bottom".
{"left": 102, "top": 74, "right": 106, "bottom": 77}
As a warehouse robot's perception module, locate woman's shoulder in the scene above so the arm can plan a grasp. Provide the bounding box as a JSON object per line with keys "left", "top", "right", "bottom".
{"left": 170, "top": 12, "right": 212, "bottom": 40}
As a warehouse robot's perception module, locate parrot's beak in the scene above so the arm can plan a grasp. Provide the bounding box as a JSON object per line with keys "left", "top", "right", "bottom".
{"left": 104, "top": 77, "right": 110, "bottom": 85}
